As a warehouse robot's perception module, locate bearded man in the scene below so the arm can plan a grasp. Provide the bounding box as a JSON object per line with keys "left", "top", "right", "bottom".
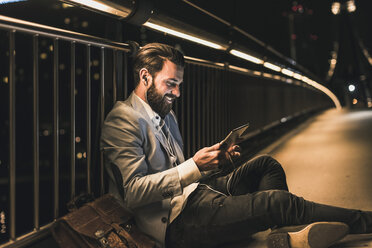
{"left": 101, "top": 43, "right": 372, "bottom": 248}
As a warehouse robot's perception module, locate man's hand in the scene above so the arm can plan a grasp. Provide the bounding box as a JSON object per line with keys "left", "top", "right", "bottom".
{"left": 193, "top": 143, "right": 241, "bottom": 171}
{"left": 227, "top": 145, "right": 241, "bottom": 159}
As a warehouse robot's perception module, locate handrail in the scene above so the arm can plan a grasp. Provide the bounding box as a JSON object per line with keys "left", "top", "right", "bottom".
{"left": 0, "top": 15, "right": 130, "bottom": 51}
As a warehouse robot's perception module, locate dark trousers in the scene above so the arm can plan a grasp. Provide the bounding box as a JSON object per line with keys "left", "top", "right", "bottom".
{"left": 166, "top": 155, "right": 372, "bottom": 248}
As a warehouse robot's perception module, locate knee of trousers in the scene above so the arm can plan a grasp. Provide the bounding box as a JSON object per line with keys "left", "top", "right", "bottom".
{"left": 255, "top": 154, "right": 285, "bottom": 172}
{"left": 264, "top": 190, "right": 307, "bottom": 224}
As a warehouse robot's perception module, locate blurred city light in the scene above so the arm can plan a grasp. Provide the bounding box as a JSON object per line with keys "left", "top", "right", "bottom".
{"left": 348, "top": 84, "right": 356, "bottom": 92}
{"left": 346, "top": 0, "right": 356, "bottom": 13}
{"left": 331, "top": 2, "right": 341, "bottom": 15}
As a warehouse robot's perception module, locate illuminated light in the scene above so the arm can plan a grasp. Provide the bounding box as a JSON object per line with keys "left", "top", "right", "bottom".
{"left": 62, "top": 3, "right": 74, "bottom": 8}
{"left": 60, "top": 129, "right": 66, "bottom": 135}
{"left": 330, "top": 59, "right": 337, "bottom": 65}
{"left": 367, "top": 99, "right": 372, "bottom": 108}
{"left": 229, "top": 65, "right": 250, "bottom": 73}
{"left": 75, "top": 89, "right": 78, "bottom": 95}
{"left": 229, "top": 49, "right": 264, "bottom": 64}
{"left": 304, "top": 80, "right": 342, "bottom": 110}
{"left": 281, "top": 118, "right": 287, "bottom": 123}
{"left": 281, "top": 68, "right": 294, "bottom": 77}
{"left": 59, "top": 64, "right": 65, "bottom": 70}
{"left": 76, "top": 152, "right": 83, "bottom": 159}
{"left": 3, "top": 77, "right": 8, "bottom": 84}
{"left": 75, "top": 136, "right": 81, "bottom": 143}
{"left": 49, "top": 45, "right": 53, "bottom": 51}
{"left": 301, "top": 76, "right": 312, "bottom": 84}
{"left": 253, "top": 71, "right": 261, "bottom": 76}
{"left": 42, "top": 130, "right": 50, "bottom": 136}
{"left": 64, "top": 18, "right": 71, "bottom": 25}
{"left": 368, "top": 57, "right": 372, "bottom": 66}
{"left": 83, "top": 152, "right": 87, "bottom": 158}
{"left": 263, "top": 62, "right": 281, "bottom": 72}
{"left": 93, "top": 73, "right": 100, "bottom": 80}
{"left": 274, "top": 75, "right": 281, "bottom": 80}
{"left": 263, "top": 73, "right": 272, "bottom": 78}
{"left": 293, "top": 73, "right": 303, "bottom": 80}
{"left": 143, "top": 22, "right": 225, "bottom": 50}
{"left": 0, "top": 0, "right": 26, "bottom": 4}
{"left": 331, "top": 2, "right": 341, "bottom": 15}
{"left": 346, "top": 0, "right": 356, "bottom": 12}
{"left": 92, "top": 60, "right": 99, "bottom": 66}
{"left": 348, "top": 84, "right": 355, "bottom": 92}
{"left": 40, "top": 53, "right": 47, "bottom": 60}
{"left": 352, "top": 98, "right": 358, "bottom": 105}
{"left": 286, "top": 78, "right": 293, "bottom": 84}
{"left": 66, "top": 0, "right": 131, "bottom": 18}
{"left": 82, "top": 21, "right": 89, "bottom": 28}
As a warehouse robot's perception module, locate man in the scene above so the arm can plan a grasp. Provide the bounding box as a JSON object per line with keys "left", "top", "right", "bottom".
{"left": 101, "top": 43, "right": 372, "bottom": 248}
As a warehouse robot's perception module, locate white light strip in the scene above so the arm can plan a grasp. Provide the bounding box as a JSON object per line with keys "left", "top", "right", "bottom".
{"left": 263, "top": 62, "right": 281, "bottom": 72}
{"left": 67, "top": 0, "right": 130, "bottom": 18}
{"left": 0, "top": 0, "right": 26, "bottom": 4}
{"left": 293, "top": 73, "right": 303, "bottom": 80}
{"left": 143, "top": 22, "right": 225, "bottom": 50}
{"left": 298, "top": 77, "right": 341, "bottom": 109}
{"left": 229, "top": 49, "right": 264, "bottom": 64}
{"left": 229, "top": 65, "right": 250, "bottom": 73}
{"left": 281, "top": 68, "right": 294, "bottom": 77}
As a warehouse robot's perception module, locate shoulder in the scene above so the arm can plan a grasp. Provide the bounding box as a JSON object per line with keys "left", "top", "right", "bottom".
{"left": 102, "top": 101, "right": 146, "bottom": 135}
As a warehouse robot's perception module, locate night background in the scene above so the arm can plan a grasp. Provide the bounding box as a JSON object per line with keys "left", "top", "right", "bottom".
{"left": 0, "top": 0, "right": 372, "bottom": 247}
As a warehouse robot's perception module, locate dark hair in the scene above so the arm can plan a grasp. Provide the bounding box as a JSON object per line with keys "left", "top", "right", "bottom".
{"left": 133, "top": 43, "right": 185, "bottom": 86}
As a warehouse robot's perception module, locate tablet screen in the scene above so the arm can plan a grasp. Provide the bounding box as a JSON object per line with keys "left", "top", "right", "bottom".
{"left": 220, "top": 123, "right": 250, "bottom": 150}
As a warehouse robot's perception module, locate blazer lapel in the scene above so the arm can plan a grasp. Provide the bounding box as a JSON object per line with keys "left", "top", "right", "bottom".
{"left": 127, "top": 93, "right": 174, "bottom": 162}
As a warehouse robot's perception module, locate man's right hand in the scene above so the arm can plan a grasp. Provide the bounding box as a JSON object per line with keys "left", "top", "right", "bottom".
{"left": 192, "top": 143, "right": 224, "bottom": 171}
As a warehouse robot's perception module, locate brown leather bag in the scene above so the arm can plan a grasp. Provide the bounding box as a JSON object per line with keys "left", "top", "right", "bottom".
{"left": 51, "top": 194, "right": 158, "bottom": 248}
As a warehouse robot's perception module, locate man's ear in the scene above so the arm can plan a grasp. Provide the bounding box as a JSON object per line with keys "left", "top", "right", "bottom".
{"left": 139, "top": 68, "right": 150, "bottom": 87}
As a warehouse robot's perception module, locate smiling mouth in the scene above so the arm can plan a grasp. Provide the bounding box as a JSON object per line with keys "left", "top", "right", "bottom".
{"left": 164, "top": 95, "right": 175, "bottom": 103}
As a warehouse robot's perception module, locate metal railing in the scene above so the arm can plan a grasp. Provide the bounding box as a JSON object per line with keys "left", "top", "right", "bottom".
{"left": 0, "top": 14, "right": 130, "bottom": 247}
{"left": 0, "top": 14, "right": 331, "bottom": 248}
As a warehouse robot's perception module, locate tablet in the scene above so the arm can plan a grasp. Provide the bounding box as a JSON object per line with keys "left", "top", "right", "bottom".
{"left": 220, "top": 123, "right": 250, "bottom": 150}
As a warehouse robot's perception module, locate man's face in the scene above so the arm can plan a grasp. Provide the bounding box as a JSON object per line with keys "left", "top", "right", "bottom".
{"left": 147, "top": 60, "right": 184, "bottom": 118}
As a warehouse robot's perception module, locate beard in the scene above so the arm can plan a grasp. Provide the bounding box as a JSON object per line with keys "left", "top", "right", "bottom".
{"left": 146, "top": 83, "right": 176, "bottom": 119}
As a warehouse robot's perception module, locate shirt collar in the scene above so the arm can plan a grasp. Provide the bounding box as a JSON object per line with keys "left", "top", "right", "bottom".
{"left": 134, "top": 93, "right": 163, "bottom": 129}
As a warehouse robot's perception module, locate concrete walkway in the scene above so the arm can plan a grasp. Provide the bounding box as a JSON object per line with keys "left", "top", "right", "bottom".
{"left": 238, "top": 109, "right": 372, "bottom": 247}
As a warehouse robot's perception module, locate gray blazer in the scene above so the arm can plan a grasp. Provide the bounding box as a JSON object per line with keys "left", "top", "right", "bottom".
{"left": 100, "top": 92, "right": 187, "bottom": 246}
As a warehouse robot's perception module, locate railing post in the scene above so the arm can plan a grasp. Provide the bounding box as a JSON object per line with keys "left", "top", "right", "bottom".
{"left": 33, "top": 34, "right": 40, "bottom": 231}
{"left": 112, "top": 49, "right": 117, "bottom": 104}
{"left": 100, "top": 47, "right": 105, "bottom": 196}
{"left": 53, "top": 38, "right": 59, "bottom": 220}
{"left": 9, "top": 29, "right": 16, "bottom": 241}
{"left": 70, "top": 41, "right": 76, "bottom": 199}
{"left": 86, "top": 44, "right": 92, "bottom": 194}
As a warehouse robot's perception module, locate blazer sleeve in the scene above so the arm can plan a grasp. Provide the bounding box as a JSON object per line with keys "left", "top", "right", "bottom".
{"left": 101, "top": 104, "right": 185, "bottom": 210}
